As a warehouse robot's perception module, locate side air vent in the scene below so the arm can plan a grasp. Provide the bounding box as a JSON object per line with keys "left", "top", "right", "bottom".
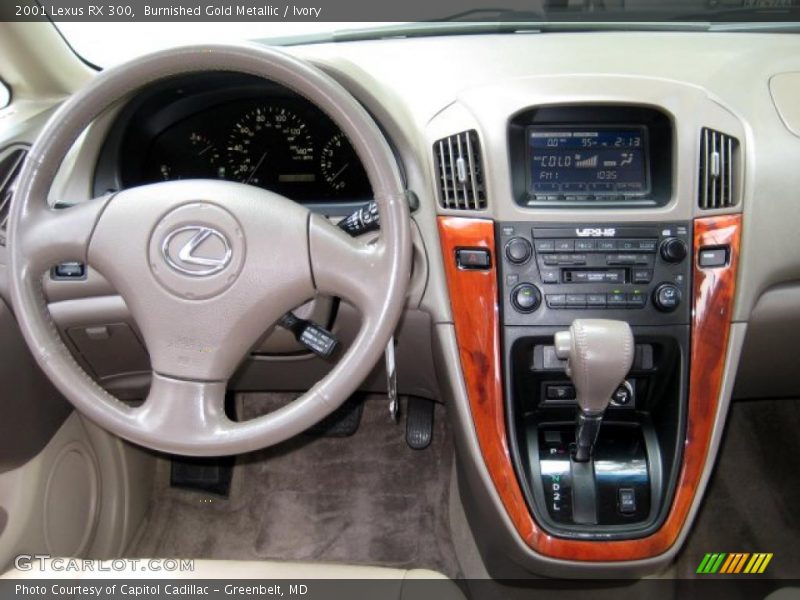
{"left": 434, "top": 130, "right": 487, "bottom": 210}
{"left": 0, "top": 145, "right": 29, "bottom": 245}
{"left": 699, "top": 128, "right": 738, "bottom": 210}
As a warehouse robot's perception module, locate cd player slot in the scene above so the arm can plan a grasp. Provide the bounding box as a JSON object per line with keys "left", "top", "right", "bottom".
{"left": 562, "top": 268, "right": 626, "bottom": 284}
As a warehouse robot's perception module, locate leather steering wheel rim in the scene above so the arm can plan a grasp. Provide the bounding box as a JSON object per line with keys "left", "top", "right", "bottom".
{"left": 8, "top": 44, "right": 412, "bottom": 456}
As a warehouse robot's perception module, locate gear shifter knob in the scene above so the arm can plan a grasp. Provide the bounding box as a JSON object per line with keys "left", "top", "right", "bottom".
{"left": 555, "top": 319, "right": 634, "bottom": 461}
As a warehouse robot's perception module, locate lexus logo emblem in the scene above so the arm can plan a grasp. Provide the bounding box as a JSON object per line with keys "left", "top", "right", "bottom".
{"left": 161, "top": 226, "right": 232, "bottom": 277}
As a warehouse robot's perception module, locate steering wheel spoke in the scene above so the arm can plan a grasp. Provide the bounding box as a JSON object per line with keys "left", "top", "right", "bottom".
{"left": 16, "top": 196, "right": 110, "bottom": 275}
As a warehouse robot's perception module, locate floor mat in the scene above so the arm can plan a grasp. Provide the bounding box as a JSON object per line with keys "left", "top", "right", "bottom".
{"left": 674, "top": 398, "right": 800, "bottom": 578}
{"left": 130, "top": 394, "right": 461, "bottom": 578}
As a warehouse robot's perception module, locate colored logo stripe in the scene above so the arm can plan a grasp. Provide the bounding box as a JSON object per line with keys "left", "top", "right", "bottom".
{"left": 698, "top": 553, "right": 773, "bottom": 574}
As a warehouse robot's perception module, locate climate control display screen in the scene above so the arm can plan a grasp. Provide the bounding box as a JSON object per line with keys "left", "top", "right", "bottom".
{"left": 528, "top": 126, "right": 650, "bottom": 198}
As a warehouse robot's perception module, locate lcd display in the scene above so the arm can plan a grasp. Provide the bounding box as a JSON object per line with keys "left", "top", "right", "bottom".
{"left": 528, "top": 126, "right": 650, "bottom": 198}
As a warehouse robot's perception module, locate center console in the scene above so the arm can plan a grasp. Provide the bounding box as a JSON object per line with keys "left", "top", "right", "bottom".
{"left": 498, "top": 221, "right": 691, "bottom": 537}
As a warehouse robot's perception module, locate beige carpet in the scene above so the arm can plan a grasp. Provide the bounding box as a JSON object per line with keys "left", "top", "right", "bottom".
{"left": 130, "top": 394, "right": 461, "bottom": 578}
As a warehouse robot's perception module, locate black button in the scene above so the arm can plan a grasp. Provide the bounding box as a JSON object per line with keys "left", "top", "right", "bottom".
{"left": 586, "top": 294, "right": 606, "bottom": 307}
{"left": 597, "top": 240, "right": 617, "bottom": 251}
{"left": 612, "top": 384, "right": 633, "bottom": 405}
{"left": 535, "top": 239, "right": 556, "bottom": 253}
{"left": 545, "top": 385, "right": 575, "bottom": 401}
{"left": 660, "top": 238, "right": 689, "bottom": 264}
{"left": 511, "top": 283, "right": 542, "bottom": 313}
{"left": 566, "top": 294, "right": 586, "bottom": 308}
{"left": 632, "top": 269, "right": 653, "bottom": 284}
{"left": 505, "top": 238, "right": 532, "bottom": 265}
{"left": 637, "top": 239, "right": 658, "bottom": 251}
{"left": 555, "top": 239, "right": 575, "bottom": 252}
{"left": 456, "top": 248, "right": 491, "bottom": 269}
{"left": 699, "top": 246, "right": 729, "bottom": 268}
{"left": 653, "top": 283, "right": 682, "bottom": 312}
{"left": 543, "top": 430, "right": 564, "bottom": 444}
{"left": 618, "top": 488, "right": 637, "bottom": 514}
{"left": 546, "top": 294, "right": 566, "bottom": 308}
{"left": 540, "top": 269, "right": 559, "bottom": 284}
{"left": 52, "top": 262, "right": 86, "bottom": 279}
{"left": 619, "top": 240, "right": 637, "bottom": 251}
{"left": 626, "top": 293, "right": 647, "bottom": 308}
{"left": 575, "top": 240, "right": 595, "bottom": 251}
{"left": 607, "top": 293, "right": 627, "bottom": 307}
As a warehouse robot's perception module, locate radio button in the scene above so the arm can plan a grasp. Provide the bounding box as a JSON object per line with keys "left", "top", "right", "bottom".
{"left": 555, "top": 239, "right": 575, "bottom": 252}
{"left": 546, "top": 294, "right": 566, "bottom": 308}
{"left": 620, "top": 240, "right": 638, "bottom": 251}
{"left": 575, "top": 240, "right": 596, "bottom": 251}
{"left": 660, "top": 238, "right": 689, "bottom": 263}
{"left": 607, "top": 254, "right": 638, "bottom": 265}
{"left": 637, "top": 239, "right": 658, "bottom": 251}
{"left": 535, "top": 239, "right": 556, "bottom": 253}
{"left": 597, "top": 240, "right": 617, "bottom": 251}
{"left": 632, "top": 269, "right": 654, "bottom": 284}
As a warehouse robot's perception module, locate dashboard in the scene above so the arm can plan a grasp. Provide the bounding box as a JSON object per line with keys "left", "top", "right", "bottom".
{"left": 94, "top": 74, "right": 373, "bottom": 206}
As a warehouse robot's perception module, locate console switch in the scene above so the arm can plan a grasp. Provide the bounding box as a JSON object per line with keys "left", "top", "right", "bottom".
{"left": 456, "top": 248, "right": 491, "bottom": 269}
{"left": 618, "top": 488, "right": 637, "bottom": 514}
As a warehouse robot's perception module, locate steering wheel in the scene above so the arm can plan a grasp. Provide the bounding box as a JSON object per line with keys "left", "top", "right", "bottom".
{"left": 8, "top": 45, "right": 411, "bottom": 456}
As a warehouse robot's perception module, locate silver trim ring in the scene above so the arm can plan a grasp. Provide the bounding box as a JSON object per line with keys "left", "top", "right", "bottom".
{"left": 161, "top": 225, "right": 232, "bottom": 277}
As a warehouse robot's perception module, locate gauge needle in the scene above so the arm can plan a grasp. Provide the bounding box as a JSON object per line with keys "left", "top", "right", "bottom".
{"left": 246, "top": 152, "right": 267, "bottom": 184}
{"left": 329, "top": 162, "right": 350, "bottom": 182}
{"left": 197, "top": 144, "right": 214, "bottom": 157}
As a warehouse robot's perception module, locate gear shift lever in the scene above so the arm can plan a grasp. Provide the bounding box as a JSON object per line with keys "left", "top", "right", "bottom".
{"left": 555, "top": 319, "right": 634, "bottom": 462}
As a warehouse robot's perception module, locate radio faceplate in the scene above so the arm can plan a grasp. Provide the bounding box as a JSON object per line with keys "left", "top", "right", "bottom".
{"left": 498, "top": 222, "right": 692, "bottom": 327}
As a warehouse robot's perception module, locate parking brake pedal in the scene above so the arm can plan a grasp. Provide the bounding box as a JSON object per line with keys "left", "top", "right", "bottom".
{"left": 406, "top": 396, "right": 434, "bottom": 450}
{"left": 170, "top": 455, "right": 235, "bottom": 497}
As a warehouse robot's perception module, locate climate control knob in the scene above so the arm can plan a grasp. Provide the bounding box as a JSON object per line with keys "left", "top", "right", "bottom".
{"left": 511, "top": 283, "right": 542, "bottom": 313}
{"left": 505, "top": 237, "right": 532, "bottom": 264}
{"left": 660, "top": 238, "right": 688, "bottom": 263}
{"left": 653, "top": 283, "right": 682, "bottom": 312}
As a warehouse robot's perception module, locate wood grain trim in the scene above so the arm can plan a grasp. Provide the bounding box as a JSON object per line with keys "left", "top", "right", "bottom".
{"left": 439, "top": 214, "right": 742, "bottom": 561}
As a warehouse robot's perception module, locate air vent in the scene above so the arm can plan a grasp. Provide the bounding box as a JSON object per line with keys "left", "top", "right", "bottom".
{"left": 0, "top": 145, "right": 29, "bottom": 245}
{"left": 699, "top": 128, "right": 738, "bottom": 210}
{"left": 434, "top": 130, "right": 487, "bottom": 210}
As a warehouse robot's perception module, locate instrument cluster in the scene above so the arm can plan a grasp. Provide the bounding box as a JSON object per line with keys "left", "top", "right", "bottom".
{"left": 117, "top": 91, "right": 372, "bottom": 204}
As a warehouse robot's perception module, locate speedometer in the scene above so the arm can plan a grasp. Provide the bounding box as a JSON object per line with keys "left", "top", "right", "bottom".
{"left": 226, "top": 106, "right": 315, "bottom": 194}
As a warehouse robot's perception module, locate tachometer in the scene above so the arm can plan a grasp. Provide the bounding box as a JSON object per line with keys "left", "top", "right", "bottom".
{"left": 226, "top": 106, "right": 315, "bottom": 193}
{"left": 320, "top": 132, "right": 368, "bottom": 194}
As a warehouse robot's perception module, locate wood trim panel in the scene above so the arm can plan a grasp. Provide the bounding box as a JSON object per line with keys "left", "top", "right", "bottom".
{"left": 439, "top": 214, "right": 741, "bottom": 561}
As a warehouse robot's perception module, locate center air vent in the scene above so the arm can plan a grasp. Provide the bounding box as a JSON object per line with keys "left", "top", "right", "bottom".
{"left": 699, "top": 128, "right": 738, "bottom": 210}
{"left": 0, "top": 145, "right": 29, "bottom": 245}
{"left": 434, "top": 130, "right": 487, "bottom": 210}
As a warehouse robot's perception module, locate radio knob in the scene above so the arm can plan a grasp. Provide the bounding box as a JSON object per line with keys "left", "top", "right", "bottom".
{"left": 660, "top": 238, "right": 688, "bottom": 263}
{"left": 511, "top": 283, "right": 542, "bottom": 313}
{"left": 505, "top": 237, "right": 532, "bottom": 264}
{"left": 653, "top": 283, "right": 682, "bottom": 312}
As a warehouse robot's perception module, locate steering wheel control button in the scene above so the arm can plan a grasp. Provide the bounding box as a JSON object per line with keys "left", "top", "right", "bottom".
{"left": 653, "top": 283, "right": 682, "bottom": 312}
{"left": 504, "top": 237, "right": 532, "bottom": 264}
{"left": 51, "top": 261, "right": 86, "bottom": 280}
{"left": 511, "top": 283, "right": 542, "bottom": 313}
{"left": 699, "top": 246, "right": 729, "bottom": 268}
{"left": 149, "top": 202, "right": 245, "bottom": 300}
{"left": 659, "top": 237, "right": 689, "bottom": 263}
{"left": 456, "top": 248, "right": 491, "bottom": 270}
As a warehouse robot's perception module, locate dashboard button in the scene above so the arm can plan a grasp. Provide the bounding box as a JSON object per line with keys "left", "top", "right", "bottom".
{"left": 626, "top": 293, "right": 647, "bottom": 308}
{"left": 505, "top": 237, "right": 532, "bottom": 264}
{"left": 575, "top": 240, "right": 596, "bottom": 251}
{"left": 566, "top": 294, "right": 586, "bottom": 308}
{"left": 456, "top": 248, "right": 491, "bottom": 269}
{"left": 534, "top": 239, "right": 556, "bottom": 253}
{"left": 586, "top": 294, "right": 606, "bottom": 307}
{"left": 653, "top": 283, "right": 682, "bottom": 312}
{"left": 511, "top": 284, "right": 542, "bottom": 313}
{"left": 546, "top": 294, "right": 566, "bottom": 308}
{"left": 597, "top": 240, "right": 617, "bottom": 251}
{"left": 555, "top": 239, "right": 575, "bottom": 252}
{"left": 660, "top": 238, "right": 689, "bottom": 263}
{"left": 699, "top": 246, "right": 728, "bottom": 267}
{"left": 632, "top": 269, "right": 653, "bottom": 284}
{"left": 607, "top": 293, "right": 627, "bottom": 307}
{"left": 540, "top": 269, "right": 559, "bottom": 284}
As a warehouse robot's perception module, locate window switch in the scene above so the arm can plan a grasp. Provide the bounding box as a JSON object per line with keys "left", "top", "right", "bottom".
{"left": 618, "top": 488, "right": 637, "bottom": 514}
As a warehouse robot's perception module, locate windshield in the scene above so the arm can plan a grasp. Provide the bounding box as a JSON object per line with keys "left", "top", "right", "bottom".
{"left": 56, "top": 0, "right": 800, "bottom": 68}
